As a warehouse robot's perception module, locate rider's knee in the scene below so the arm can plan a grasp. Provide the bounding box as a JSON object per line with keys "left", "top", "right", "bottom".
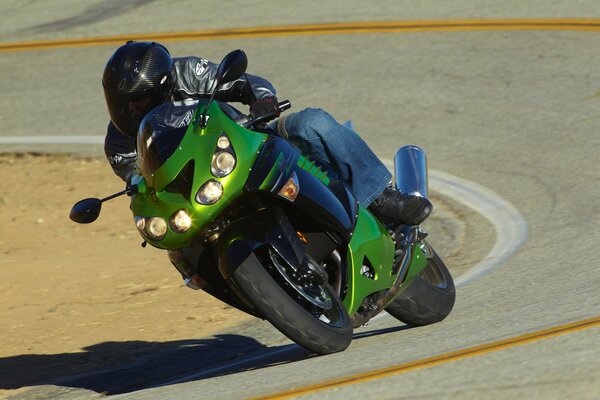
{"left": 285, "top": 108, "right": 339, "bottom": 141}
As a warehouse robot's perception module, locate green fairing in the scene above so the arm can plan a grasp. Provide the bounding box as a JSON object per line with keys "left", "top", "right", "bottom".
{"left": 130, "top": 101, "right": 266, "bottom": 249}
{"left": 343, "top": 207, "right": 429, "bottom": 315}
{"left": 129, "top": 99, "right": 430, "bottom": 317}
{"left": 344, "top": 206, "right": 395, "bottom": 314}
{"left": 258, "top": 153, "right": 331, "bottom": 192}
{"left": 258, "top": 153, "right": 285, "bottom": 191}
{"left": 404, "top": 242, "right": 428, "bottom": 282}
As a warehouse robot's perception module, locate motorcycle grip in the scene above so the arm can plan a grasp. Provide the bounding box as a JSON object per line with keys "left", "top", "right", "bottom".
{"left": 278, "top": 100, "right": 291, "bottom": 112}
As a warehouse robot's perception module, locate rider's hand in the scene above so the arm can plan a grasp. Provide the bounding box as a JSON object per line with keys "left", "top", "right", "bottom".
{"left": 250, "top": 97, "right": 280, "bottom": 119}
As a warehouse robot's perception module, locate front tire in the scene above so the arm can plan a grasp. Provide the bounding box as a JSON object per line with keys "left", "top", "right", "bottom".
{"left": 385, "top": 241, "right": 455, "bottom": 326}
{"left": 232, "top": 250, "right": 352, "bottom": 354}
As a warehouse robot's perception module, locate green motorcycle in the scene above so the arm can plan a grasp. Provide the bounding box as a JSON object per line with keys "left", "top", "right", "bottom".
{"left": 70, "top": 50, "right": 455, "bottom": 354}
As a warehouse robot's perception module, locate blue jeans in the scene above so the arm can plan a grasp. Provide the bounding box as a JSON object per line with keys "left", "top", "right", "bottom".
{"left": 277, "top": 108, "right": 392, "bottom": 207}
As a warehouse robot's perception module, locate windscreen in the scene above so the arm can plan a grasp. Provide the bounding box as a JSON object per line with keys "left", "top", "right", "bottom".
{"left": 136, "top": 101, "right": 198, "bottom": 179}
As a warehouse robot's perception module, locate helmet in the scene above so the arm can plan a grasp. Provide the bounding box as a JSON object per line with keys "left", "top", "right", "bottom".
{"left": 102, "top": 42, "right": 174, "bottom": 137}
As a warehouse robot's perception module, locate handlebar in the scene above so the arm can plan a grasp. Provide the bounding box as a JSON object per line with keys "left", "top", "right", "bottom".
{"left": 277, "top": 100, "right": 292, "bottom": 112}
{"left": 240, "top": 100, "right": 291, "bottom": 128}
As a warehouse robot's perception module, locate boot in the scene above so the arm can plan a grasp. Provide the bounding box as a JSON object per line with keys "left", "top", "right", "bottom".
{"left": 368, "top": 186, "right": 432, "bottom": 225}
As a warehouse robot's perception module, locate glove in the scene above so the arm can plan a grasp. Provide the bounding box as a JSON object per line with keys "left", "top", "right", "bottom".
{"left": 249, "top": 97, "right": 280, "bottom": 119}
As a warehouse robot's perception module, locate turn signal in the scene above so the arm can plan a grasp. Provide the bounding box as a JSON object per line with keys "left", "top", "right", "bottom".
{"left": 278, "top": 172, "right": 299, "bottom": 202}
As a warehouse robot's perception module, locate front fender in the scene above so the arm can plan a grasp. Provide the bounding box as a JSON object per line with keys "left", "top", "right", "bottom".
{"left": 217, "top": 207, "right": 305, "bottom": 279}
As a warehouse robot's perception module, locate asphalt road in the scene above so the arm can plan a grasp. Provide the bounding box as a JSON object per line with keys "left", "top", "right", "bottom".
{"left": 2, "top": 1, "right": 600, "bottom": 399}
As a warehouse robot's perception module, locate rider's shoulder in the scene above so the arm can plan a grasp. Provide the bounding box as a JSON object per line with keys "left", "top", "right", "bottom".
{"left": 173, "top": 56, "right": 212, "bottom": 76}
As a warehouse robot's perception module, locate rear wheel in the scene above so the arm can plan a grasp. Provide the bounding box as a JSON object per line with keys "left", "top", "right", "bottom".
{"left": 385, "top": 241, "right": 455, "bottom": 326}
{"left": 232, "top": 249, "right": 353, "bottom": 354}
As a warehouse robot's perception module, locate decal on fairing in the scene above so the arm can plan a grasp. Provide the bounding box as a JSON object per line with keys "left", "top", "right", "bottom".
{"left": 297, "top": 155, "right": 330, "bottom": 186}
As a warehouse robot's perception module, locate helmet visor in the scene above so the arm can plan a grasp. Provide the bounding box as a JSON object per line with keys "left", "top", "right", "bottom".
{"left": 103, "top": 87, "right": 159, "bottom": 137}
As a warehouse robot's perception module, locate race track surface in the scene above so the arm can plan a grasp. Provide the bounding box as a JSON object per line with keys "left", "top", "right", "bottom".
{"left": 1, "top": 1, "right": 600, "bottom": 399}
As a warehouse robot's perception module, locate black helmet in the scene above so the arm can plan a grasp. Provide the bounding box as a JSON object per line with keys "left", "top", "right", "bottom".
{"left": 102, "top": 41, "right": 174, "bottom": 137}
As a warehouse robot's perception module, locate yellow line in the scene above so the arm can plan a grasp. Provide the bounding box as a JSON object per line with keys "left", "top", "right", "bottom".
{"left": 3, "top": 19, "right": 600, "bottom": 53}
{"left": 251, "top": 315, "right": 600, "bottom": 400}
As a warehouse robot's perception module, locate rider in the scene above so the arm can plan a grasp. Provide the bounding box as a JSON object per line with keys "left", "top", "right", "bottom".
{"left": 102, "top": 41, "right": 431, "bottom": 226}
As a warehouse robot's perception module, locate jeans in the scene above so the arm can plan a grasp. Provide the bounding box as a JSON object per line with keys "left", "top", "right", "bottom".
{"left": 278, "top": 108, "right": 392, "bottom": 207}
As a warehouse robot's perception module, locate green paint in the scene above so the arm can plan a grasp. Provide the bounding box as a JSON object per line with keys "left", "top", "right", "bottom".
{"left": 128, "top": 99, "right": 433, "bottom": 319}
{"left": 344, "top": 206, "right": 396, "bottom": 315}
{"left": 130, "top": 101, "right": 266, "bottom": 249}
{"left": 297, "top": 155, "right": 330, "bottom": 185}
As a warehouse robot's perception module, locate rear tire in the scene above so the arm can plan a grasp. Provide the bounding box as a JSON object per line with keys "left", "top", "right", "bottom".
{"left": 232, "top": 251, "right": 353, "bottom": 354}
{"left": 385, "top": 241, "right": 455, "bottom": 327}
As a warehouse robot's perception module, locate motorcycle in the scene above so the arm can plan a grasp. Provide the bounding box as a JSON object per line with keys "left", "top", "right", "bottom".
{"left": 70, "top": 50, "right": 455, "bottom": 354}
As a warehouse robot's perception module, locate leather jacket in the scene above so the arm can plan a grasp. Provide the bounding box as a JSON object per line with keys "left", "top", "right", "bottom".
{"left": 104, "top": 56, "right": 276, "bottom": 182}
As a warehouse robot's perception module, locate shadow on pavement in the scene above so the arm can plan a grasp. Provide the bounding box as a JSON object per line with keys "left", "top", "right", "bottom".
{"left": 1, "top": 334, "right": 270, "bottom": 395}
{"left": 2, "top": 323, "right": 413, "bottom": 395}
{"left": 353, "top": 323, "right": 413, "bottom": 340}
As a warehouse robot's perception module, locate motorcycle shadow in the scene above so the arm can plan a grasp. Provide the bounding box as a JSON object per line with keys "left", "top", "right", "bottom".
{"left": 2, "top": 324, "right": 412, "bottom": 395}
{"left": 1, "top": 333, "right": 274, "bottom": 395}
{"left": 353, "top": 323, "right": 413, "bottom": 340}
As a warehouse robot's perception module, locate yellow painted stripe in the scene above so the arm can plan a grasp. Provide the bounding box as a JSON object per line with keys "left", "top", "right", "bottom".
{"left": 3, "top": 19, "right": 600, "bottom": 53}
{"left": 251, "top": 315, "right": 600, "bottom": 400}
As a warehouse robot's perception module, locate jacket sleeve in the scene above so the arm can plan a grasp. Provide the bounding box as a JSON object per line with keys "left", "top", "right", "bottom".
{"left": 172, "top": 56, "right": 276, "bottom": 105}
{"left": 104, "top": 122, "right": 137, "bottom": 183}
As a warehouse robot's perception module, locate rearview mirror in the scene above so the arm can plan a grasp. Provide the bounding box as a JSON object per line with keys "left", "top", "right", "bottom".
{"left": 198, "top": 49, "right": 249, "bottom": 128}
{"left": 215, "top": 49, "right": 248, "bottom": 85}
{"left": 69, "top": 198, "right": 102, "bottom": 224}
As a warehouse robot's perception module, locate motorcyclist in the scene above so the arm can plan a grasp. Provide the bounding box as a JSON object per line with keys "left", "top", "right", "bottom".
{"left": 102, "top": 41, "right": 431, "bottom": 225}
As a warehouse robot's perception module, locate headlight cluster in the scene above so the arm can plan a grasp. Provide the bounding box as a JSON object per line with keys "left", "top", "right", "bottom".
{"left": 135, "top": 209, "right": 193, "bottom": 241}
{"left": 212, "top": 152, "right": 236, "bottom": 177}
{"left": 210, "top": 134, "right": 236, "bottom": 178}
{"left": 195, "top": 180, "right": 223, "bottom": 205}
{"left": 196, "top": 133, "right": 236, "bottom": 205}
{"left": 170, "top": 209, "right": 193, "bottom": 233}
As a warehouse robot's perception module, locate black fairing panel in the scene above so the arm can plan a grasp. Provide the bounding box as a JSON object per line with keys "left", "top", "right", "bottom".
{"left": 168, "top": 246, "right": 258, "bottom": 316}
{"left": 245, "top": 137, "right": 357, "bottom": 242}
{"left": 217, "top": 208, "right": 305, "bottom": 279}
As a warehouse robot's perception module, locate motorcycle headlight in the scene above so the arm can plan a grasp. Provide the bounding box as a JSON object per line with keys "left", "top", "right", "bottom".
{"left": 196, "top": 180, "right": 223, "bottom": 205}
{"left": 169, "top": 209, "right": 192, "bottom": 233}
{"left": 135, "top": 216, "right": 146, "bottom": 231}
{"left": 146, "top": 217, "right": 167, "bottom": 240}
{"left": 211, "top": 151, "right": 236, "bottom": 177}
{"left": 217, "top": 135, "right": 231, "bottom": 149}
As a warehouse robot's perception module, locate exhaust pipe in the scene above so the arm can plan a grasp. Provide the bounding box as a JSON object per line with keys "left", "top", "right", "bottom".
{"left": 351, "top": 146, "right": 430, "bottom": 327}
{"left": 394, "top": 145, "right": 428, "bottom": 199}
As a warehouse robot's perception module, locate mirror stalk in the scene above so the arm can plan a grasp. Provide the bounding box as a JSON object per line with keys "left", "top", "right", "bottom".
{"left": 197, "top": 49, "right": 248, "bottom": 129}
{"left": 70, "top": 185, "right": 138, "bottom": 224}
{"left": 101, "top": 185, "right": 138, "bottom": 202}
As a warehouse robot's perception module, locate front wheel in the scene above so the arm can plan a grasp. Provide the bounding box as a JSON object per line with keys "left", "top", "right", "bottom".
{"left": 232, "top": 249, "right": 353, "bottom": 354}
{"left": 385, "top": 241, "right": 455, "bottom": 327}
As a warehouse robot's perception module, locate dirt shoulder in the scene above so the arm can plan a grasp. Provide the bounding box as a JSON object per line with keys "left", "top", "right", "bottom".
{"left": 0, "top": 154, "right": 254, "bottom": 394}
